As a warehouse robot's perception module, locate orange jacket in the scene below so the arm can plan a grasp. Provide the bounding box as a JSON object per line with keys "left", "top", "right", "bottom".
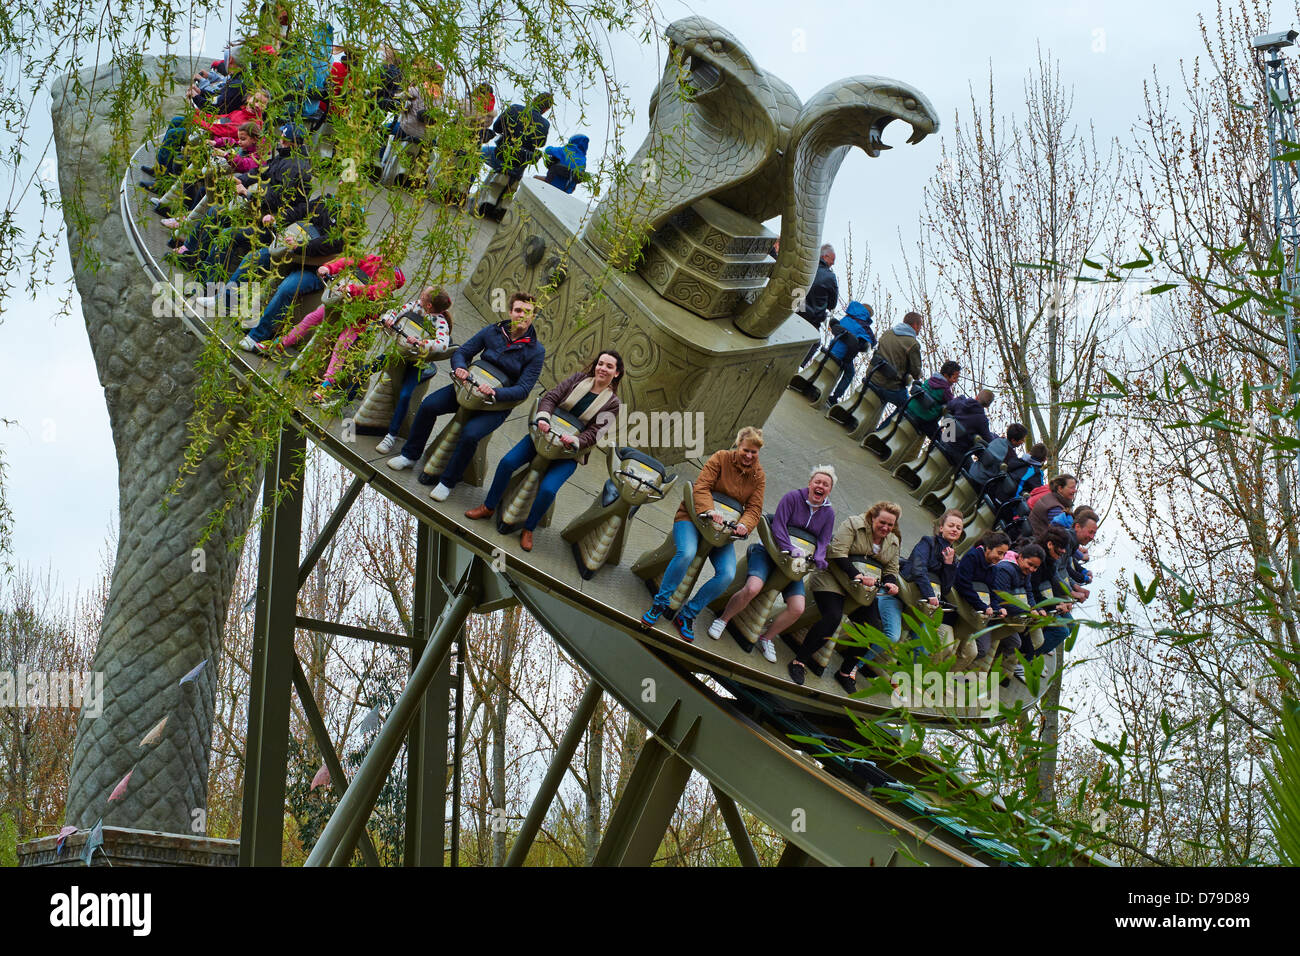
{"left": 676, "top": 448, "right": 765, "bottom": 532}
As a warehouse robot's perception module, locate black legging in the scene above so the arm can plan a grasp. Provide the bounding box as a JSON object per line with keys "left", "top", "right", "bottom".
{"left": 795, "top": 589, "right": 884, "bottom": 673}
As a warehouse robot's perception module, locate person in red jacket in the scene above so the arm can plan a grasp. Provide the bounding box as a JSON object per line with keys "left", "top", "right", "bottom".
{"left": 270, "top": 247, "right": 406, "bottom": 401}
{"left": 146, "top": 89, "right": 269, "bottom": 178}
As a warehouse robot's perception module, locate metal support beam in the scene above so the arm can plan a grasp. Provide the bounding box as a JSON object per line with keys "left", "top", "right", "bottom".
{"left": 240, "top": 427, "right": 305, "bottom": 867}
{"left": 290, "top": 656, "right": 381, "bottom": 867}
{"left": 592, "top": 731, "right": 694, "bottom": 867}
{"left": 296, "top": 472, "right": 366, "bottom": 590}
{"left": 405, "top": 523, "right": 451, "bottom": 867}
{"left": 450, "top": 637, "right": 464, "bottom": 867}
{"left": 506, "top": 680, "right": 603, "bottom": 867}
{"left": 506, "top": 576, "right": 984, "bottom": 867}
{"left": 712, "top": 784, "right": 760, "bottom": 867}
{"left": 294, "top": 615, "right": 420, "bottom": 649}
{"left": 305, "top": 560, "right": 481, "bottom": 867}
{"left": 777, "top": 841, "right": 815, "bottom": 867}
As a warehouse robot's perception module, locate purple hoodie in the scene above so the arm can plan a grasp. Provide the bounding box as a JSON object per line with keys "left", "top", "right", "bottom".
{"left": 925, "top": 372, "right": 956, "bottom": 406}
{"left": 771, "top": 487, "right": 836, "bottom": 569}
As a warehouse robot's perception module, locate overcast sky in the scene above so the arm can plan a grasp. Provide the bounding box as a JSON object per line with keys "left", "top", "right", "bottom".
{"left": 0, "top": 0, "right": 1290, "bottom": 602}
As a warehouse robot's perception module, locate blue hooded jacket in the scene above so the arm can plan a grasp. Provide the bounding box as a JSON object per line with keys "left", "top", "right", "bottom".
{"left": 543, "top": 134, "right": 589, "bottom": 193}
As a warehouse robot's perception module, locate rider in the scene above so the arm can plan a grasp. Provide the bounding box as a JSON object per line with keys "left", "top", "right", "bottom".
{"left": 386, "top": 292, "right": 544, "bottom": 502}
{"left": 464, "top": 350, "right": 624, "bottom": 553}
{"left": 641, "top": 427, "right": 766, "bottom": 642}
{"left": 788, "top": 500, "right": 903, "bottom": 694}
{"left": 706, "top": 465, "right": 838, "bottom": 663}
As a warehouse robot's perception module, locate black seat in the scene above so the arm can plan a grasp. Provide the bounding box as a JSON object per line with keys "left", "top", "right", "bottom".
{"left": 617, "top": 447, "right": 668, "bottom": 477}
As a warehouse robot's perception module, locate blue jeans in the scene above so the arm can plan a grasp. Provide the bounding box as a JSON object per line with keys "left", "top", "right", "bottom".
{"left": 387, "top": 364, "right": 438, "bottom": 436}
{"left": 156, "top": 115, "right": 189, "bottom": 174}
{"left": 1032, "top": 613, "right": 1074, "bottom": 660}
{"left": 841, "top": 592, "right": 905, "bottom": 670}
{"left": 225, "top": 246, "right": 272, "bottom": 293}
{"left": 870, "top": 384, "right": 911, "bottom": 429}
{"left": 484, "top": 435, "right": 579, "bottom": 530}
{"left": 399, "top": 384, "right": 509, "bottom": 489}
{"left": 655, "top": 519, "right": 738, "bottom": 619}
{"left": 247, "top": 269, "right": 325, "bottom": 343}
{"left": 745, "top": 544, "right": 804, "bottom": 599}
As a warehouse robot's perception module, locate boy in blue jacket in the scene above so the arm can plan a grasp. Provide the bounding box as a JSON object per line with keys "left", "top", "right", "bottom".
{"left": 387, "top": 292, "right": 545, "bottom": 501}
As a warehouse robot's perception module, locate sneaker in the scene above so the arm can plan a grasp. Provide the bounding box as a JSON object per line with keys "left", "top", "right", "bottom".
{"left": 387, "top": 455, "right": 418, "bottom": 470}
{"left": 161, "top": 217, "right": 181, "bottom": 230}
{"left": 194, "top": 294, "right": 217, "bottom": 311}
{"left": 429, "top": 482, "right": 451, "bottom": 502}
{"left": 1012, "top": 662, "right": 1025, "bottom": 681}
{"left": 254, "top": 339, "right": 279, "bottom": 355}
{"left": 376, "top": 434, "right": 397, "bottom": 454}
{"left": 758, "top": 637, "right": 777, "bottom": 663}
{"left": 673, "top": 614, "right": 695, "bottom": 642}
{"left": 641, "top": 601, "right": 670, "bottom": 628}
{"left": 237, "top": 335, "right": 258, "bottom": 352}
{"left": 707, "top": 618, "right": 726, "bottom": 640}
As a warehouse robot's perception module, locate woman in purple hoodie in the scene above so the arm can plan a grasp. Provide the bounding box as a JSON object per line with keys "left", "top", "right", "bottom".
{"left": 705, "top": 465, "right": 838, "bottom": 662}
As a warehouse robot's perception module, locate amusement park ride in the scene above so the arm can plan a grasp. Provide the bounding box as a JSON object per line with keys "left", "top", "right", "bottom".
{"left": 103, "top": 17, "right": 1107, "bottom": 867}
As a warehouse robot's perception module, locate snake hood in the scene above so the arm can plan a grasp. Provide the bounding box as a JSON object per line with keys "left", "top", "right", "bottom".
{"left": 583, "top": 16, "right": 939, "bottom": 338}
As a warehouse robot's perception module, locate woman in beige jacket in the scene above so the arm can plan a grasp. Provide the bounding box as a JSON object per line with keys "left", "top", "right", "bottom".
{"left": 789, "top": 501, "right": 904, "bottom": 693}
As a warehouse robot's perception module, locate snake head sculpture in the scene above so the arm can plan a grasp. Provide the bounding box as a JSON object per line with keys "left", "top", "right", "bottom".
{"left": 584, "top": 17, "right": 785, "bottom": 266}
{"left": 581, "top": 16, "right": 940, "bottom": 338}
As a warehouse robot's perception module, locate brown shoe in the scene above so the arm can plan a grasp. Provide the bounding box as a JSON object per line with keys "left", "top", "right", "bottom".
{"left": 464, "top": 505, "right": 494, "bottom": 520}
{"left": 519, "top": 530, "right": 534, "bottom": 552}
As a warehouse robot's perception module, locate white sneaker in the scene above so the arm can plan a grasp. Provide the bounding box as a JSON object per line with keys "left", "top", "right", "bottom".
{"left": 1012, "top": 662, "right": 1025, "bottom": 681}
{"left": 376, "top": 434, "right": 397, "bottom": 454}
{"left": 237, "top": 335, "right": 257, "bottom": 352}
{"left": 429, "top": 482, "right": 451, "bottom": 502}
{"left": 758, "top": 637, "right": 777, "bottom": 663}
{"left": 387, "top": 455, "right": 417, "bottom": 470}
{"left": 707, "top": 619, "right": 726, "bottom": 640}
{"left": 195, "top": 294, "right": 217, "bottom": 312}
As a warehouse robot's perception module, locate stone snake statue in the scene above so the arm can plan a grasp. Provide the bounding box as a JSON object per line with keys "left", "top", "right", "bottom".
{"left": 582, "top": 16, "right": 939, "bottom": 339}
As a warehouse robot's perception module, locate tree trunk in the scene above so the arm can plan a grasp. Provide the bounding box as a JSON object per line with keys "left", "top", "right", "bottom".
{"left": 490, "top": 608, "right": 519, "bottom": 866}
{"left": 53, "top": 60, "right": 260, "bottom": 832}
{"left": 584, "top": 699, "right": 605, "bottom": 864}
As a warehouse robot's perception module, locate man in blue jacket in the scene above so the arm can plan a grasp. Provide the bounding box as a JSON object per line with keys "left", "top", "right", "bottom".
{"left": 387, "top": 292, "right": 545, "bottom": 501}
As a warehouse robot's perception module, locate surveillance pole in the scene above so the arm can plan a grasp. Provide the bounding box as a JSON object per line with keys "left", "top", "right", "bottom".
{"left": 1256, "top": 30, "right": 1300, "bottom": 467}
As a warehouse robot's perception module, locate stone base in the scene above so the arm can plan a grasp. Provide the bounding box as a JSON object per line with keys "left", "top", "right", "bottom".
{"left": 19, "top": 827, "right": 239, "bottom": 867}
{"left": 464, "top": 180, "right": 815, "bottom": 465}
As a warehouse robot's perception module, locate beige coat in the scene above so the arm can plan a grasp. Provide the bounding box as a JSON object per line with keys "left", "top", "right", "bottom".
{"left": 805, "top": 513, "right": 901, "bottom": 598}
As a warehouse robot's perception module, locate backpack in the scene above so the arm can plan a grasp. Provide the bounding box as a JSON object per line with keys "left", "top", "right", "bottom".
{"left": 908, "top": 381, "right": 947, "bottom": 422}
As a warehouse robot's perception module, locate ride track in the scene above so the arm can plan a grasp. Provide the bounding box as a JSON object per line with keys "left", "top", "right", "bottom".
{"left": 119, "top": 144, "right": 1107, "bottom": 868}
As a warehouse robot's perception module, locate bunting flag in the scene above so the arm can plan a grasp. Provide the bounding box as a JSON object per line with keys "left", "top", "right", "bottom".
{"left": 108, "top": 769, "right": 134, "bottom": 802}
{"left": 81, "top": 819, "right": 104, "bottom": 865}
{"left": 310, "top": 764, "right": 330, "bottom": 791}
{"left": 179, "top": 660, "right": 208, "bottom": 686}
{"left": 358, "top": 705, "right": 381, "bottom": 736}
{"left": 55, "top": 825, "right": 77, "bottom": 856}
{"left": 140, "top": 716, "right": 168, "bottom": 747}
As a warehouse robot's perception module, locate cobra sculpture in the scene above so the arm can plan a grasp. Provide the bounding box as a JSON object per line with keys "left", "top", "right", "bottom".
{"left": 583, "top": 16, "right": 939, "bottom": 339}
